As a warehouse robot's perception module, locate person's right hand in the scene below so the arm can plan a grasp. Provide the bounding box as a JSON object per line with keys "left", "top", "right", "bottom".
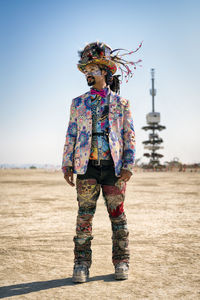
{"left": 64, "top": 169, "right": 75, "bottom": 187}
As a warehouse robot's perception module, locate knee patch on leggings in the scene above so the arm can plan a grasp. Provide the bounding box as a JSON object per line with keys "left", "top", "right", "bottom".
{"left": 76, "top": 178, "right": 100, "bottom": 209}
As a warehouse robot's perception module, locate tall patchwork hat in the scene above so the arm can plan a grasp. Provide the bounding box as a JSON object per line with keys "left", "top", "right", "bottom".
{"left": 78, "top": 41, "right": 143, "bottom": 82}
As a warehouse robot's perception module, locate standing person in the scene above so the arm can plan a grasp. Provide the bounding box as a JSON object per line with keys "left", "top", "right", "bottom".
{"left": 62, "top": 41, "right": 142, "bottom": 283}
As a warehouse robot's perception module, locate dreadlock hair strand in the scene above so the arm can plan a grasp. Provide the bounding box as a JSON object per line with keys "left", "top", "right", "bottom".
{"left": 110, "top": 75, "right": 121, "bottom": 94}
{"left": 99, "top": 65, "right": 121, "bottom": 94}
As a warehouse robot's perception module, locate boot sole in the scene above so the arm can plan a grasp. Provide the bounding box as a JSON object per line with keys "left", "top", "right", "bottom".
{"left": 72, "top": 276, "right": 87, "bottom": 283}
{"left": 72, "top": 274, "right": 89, "bottom": 283}
{"left": 115, "top": 273, "right": 128, "bottom": 280}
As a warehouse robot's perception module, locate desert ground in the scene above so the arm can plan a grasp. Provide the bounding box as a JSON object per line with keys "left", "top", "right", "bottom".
{"left": 0, "top": 169, "right": 199, "bottom": 299}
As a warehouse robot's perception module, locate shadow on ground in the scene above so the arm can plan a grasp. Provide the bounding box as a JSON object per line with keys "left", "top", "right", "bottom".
{"left": 0, "top": 274, "right": 115, "bottom": 298}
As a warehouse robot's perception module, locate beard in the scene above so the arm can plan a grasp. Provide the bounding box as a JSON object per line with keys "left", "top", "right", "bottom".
{"left": 86, "top": 75, "right": 96, "bottom": 86}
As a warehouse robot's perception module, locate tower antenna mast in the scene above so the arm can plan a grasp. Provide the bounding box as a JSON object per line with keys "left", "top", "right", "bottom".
{"left": 142, "top": 69, "right": 166, "bottom": 168}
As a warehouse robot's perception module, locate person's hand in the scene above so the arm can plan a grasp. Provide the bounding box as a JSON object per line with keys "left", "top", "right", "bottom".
{"left": 118, "top": 169, "right": 132, "bottom": 182}
{"left": 64, "top": 169, "right": 75, "bottom": 187}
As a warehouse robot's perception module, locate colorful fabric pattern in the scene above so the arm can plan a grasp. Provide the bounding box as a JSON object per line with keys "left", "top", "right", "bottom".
{"left": 62, "top": 89, "right": 135, "bottom": 176}
{"left": 89, "top": 88, "right": 112, "bottom": 161}
{"left": 74, "top": 177, "right": 129, "bottom": 267}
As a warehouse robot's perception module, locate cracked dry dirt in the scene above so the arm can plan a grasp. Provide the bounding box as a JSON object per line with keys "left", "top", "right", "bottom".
{"left": 0, "top": 169, "right": 200, "bottom": 299}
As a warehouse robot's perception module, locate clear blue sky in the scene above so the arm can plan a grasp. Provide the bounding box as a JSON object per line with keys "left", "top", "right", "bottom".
{"left": 0, "top": 0, "right": 199, "bottom": 165}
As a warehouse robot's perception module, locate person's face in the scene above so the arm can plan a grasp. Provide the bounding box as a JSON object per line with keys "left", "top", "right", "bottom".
{"left": 84, "top": 64, "right": 106, "bottom": 86}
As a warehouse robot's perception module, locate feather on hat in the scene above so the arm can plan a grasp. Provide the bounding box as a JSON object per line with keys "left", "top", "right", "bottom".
{"left": 77, "top": 41, "right": 142, "bottom": 82}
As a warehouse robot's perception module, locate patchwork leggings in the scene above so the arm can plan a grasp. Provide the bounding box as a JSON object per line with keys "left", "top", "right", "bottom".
{"left": 74, "top": 164, "right": 129, "bottom": 268}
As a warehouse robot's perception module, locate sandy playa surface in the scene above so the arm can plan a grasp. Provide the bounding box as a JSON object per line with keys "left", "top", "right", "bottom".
{"left": 0, "top": 169, "right": 199, "bottom": 299}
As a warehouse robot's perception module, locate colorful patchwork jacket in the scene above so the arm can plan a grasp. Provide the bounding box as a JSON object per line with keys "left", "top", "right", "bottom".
{"left": 62, "top": 89, "right": 136, "bottom": 176}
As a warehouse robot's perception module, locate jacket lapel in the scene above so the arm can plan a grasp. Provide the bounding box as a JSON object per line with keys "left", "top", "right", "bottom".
{"left": 83, "top": 92, "right": 92, "bottom": 119}
{"left": 109, "top": 91, "right": 118, "bottom": 115}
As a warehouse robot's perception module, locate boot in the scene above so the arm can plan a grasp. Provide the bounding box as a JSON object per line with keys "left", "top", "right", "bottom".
{"left": 114, "top": 262, "right": 129, "bottom": 280}
{"left": 72, "top": 263, "right": 89, "bottom": 283}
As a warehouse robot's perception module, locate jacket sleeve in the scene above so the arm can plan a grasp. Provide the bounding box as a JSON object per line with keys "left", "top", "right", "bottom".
{"left": 62, "top": 99, "right": 77, "bottom": 171}
{"left": 122, "top": 99, "right": 136, "bottom": 174}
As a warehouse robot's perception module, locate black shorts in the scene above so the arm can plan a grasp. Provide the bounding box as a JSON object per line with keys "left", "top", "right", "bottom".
{"left": 77, "top": 159, "right": 119, "bottom": 186}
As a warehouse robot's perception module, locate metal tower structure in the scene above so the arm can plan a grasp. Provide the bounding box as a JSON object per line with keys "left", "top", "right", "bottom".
{"left": 142, "top": 69, "right": 166, "bottom": 167}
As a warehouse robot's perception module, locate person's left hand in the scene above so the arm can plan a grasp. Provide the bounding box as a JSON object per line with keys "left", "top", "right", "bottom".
{"left": 118, "top": 169, "right": 132, "bottom": 182}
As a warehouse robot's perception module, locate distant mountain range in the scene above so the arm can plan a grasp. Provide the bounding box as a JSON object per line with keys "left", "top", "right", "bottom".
{"left": 0, "top": 164, "right": 61, "bottom": 170}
